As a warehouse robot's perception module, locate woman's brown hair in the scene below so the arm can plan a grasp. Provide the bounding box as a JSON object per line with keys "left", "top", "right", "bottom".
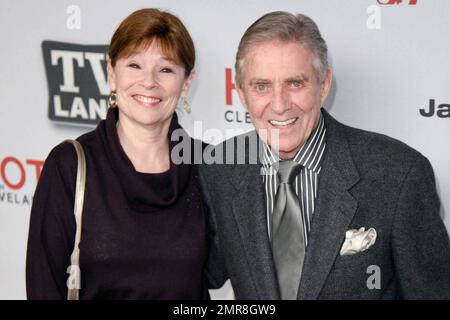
{"left": 108, "top": 8, "right": 195, "bottom": 77}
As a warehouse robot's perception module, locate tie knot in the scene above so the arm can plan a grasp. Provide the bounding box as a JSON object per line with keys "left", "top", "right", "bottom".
{"left": 277, "top": 161, "right": 303, "bottom": 184}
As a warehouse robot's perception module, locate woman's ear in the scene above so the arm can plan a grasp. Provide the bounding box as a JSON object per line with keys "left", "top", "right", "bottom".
{"left": 107, "top": 59, "right": 116, "bottom": 92}
{"left": 181, "top": 69, "right": 196, "bottom": 97}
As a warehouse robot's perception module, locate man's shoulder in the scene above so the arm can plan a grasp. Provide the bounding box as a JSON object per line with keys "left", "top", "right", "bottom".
{"left": 199, "top": 130, "right": 260, "bottom": 175}
{"left": 341, "top": 123, "right": 426, "bottom": 171}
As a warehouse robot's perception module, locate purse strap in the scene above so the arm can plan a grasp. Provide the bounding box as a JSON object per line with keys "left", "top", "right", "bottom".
{"left": 64, "top": 139, "right": 87, "bottom": 300}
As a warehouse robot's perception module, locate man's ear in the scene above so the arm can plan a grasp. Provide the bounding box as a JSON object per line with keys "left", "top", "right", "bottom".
{"left": 107, "top": 60, "right": 116, "bottom": 92}
{"left": 320, "top": 68, "right": 333, "bottom": 105}
{"left": 236, "top": 79, "right": 248, "bottom": 109}
{"left": 181, "top": 69, "right": 196, "bottom": 97}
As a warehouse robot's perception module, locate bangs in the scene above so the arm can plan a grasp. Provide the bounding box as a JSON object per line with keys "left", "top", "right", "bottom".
{"left": 115, "top": 36, "right": 182, "bottom": 66}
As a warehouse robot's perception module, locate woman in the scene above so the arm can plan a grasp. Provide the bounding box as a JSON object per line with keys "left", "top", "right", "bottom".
{"left": 26, "top": 8, "right": 207, "bottom": 299}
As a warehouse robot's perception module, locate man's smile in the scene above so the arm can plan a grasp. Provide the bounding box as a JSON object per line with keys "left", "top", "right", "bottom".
{"left": 269, "top": 117, "right": 298, "bottom": 128}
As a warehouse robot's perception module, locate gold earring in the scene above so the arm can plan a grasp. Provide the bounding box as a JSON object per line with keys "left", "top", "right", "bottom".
{"left": 108, "top": 91, "right": 118, "bottom": 108}
{"left": 183, "top": 97, "right": 191, "bottom": 114}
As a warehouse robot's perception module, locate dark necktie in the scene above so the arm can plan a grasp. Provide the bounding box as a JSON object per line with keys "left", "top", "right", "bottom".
{"left": 272, "top": 160, "right": 306, "bottom": 300}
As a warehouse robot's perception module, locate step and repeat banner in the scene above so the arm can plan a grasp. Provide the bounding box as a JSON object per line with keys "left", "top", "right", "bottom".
{"left": 0, "top": 0, "right": 449, "bottom": 299}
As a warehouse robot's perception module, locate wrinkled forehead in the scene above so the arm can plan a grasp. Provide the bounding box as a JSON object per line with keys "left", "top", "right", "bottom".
{"left": 242, "top": 40, "right": 316, "bottom": 79}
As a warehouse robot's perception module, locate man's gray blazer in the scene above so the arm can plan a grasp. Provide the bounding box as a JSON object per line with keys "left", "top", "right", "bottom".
{"left": 199, "top": 109, "right": 450, "bottom": 299}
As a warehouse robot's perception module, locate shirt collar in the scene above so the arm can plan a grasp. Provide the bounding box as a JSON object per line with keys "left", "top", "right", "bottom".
{"left": 261, "top": 110, "right": 326, "bottom": 174}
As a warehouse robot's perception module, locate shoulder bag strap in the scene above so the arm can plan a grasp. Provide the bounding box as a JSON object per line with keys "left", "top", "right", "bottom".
{"left": 64, "top": 139, "right": 86, "bottom": 300}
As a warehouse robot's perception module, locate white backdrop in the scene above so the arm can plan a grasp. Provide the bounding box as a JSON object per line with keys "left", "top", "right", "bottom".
{"left": 0, "top": 0, "right": 449, "bottom": 300}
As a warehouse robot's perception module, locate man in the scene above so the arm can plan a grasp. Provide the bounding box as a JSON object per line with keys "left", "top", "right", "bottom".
{"left": 199, "top": 11, "right": 450, "bottom": 299}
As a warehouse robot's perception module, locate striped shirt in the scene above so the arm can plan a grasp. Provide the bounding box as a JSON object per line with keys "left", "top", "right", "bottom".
{"left": 261, "top": 113, "right": 327, "bottom": 246}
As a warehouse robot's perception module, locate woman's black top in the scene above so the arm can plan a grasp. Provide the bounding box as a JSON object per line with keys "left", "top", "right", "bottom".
{"left": 26, "top": 108, "right": 207, "bottom": 299}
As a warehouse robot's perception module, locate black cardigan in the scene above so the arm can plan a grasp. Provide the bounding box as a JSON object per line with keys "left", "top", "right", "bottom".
{"left": 26, "top": 108, "right": 207, "bottom": 299}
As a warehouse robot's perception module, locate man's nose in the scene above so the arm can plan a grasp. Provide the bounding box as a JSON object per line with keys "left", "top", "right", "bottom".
{"left": 270, "top": 86, "right": 290, "bottom": 114}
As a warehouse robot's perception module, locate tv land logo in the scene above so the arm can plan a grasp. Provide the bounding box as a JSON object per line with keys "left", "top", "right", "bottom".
{"left": 43, "top": 41, "right": 249, "bottom": 127}
{"left": 0, "top": 156, "right": 44, "bottom": 206}
{"left": 42, "top": 40, "right": 109, "bottom": 126}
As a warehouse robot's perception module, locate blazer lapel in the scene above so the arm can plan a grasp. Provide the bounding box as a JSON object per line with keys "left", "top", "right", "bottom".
{"left": 298, "top": 110, "right": 360, "bottom": 300}
{"left": 228, "top": 133, "right": 280, "bottom": 300}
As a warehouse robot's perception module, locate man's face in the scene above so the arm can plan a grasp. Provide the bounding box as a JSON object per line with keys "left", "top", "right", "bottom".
{"left": 237, "top": 40, "right": 332, "bottom": 160}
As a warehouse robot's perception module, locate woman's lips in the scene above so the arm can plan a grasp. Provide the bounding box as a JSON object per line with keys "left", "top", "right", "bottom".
{"left": 132, "top": 94, "right": 162, "bottom": 107}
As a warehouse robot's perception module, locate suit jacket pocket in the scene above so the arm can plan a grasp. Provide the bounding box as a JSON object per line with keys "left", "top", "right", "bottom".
{"left": 332, "top": 246, "right": 375, "bottom": 270}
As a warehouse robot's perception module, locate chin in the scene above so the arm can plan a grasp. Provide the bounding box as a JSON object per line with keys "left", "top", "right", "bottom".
{"left": 134, "top": 115, "right": 162, "bottom": 126}
{"left": 278, "top": 141, "right": 301, "bottom": 156}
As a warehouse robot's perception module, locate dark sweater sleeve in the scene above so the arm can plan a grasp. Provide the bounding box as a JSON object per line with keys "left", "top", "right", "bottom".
{"left": 392, "top": 155, "right": 450, "bottom": 299}
{"left": 26, "top": 143, "right": 77, "bottom": 300}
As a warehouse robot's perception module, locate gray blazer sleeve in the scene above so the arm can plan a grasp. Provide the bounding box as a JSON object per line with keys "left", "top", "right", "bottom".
{"left": 198, "top": 169, "right": 229, "bottom": 289}
{"left": 391, "top": 155, "right": 450, "bottom": 299}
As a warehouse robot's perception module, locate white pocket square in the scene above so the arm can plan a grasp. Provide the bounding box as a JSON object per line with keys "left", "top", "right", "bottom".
{"left": 340, "top": 227, "right": 377, "bottom": 256}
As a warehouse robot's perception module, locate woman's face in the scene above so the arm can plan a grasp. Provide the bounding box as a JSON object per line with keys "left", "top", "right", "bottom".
{"left": 108, "top": 41, "right": 194, "bottom": 128}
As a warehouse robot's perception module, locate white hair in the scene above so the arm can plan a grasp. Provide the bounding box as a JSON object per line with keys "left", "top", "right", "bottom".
{"left": 235, "top": 11, "right": 329, "bottom": 88}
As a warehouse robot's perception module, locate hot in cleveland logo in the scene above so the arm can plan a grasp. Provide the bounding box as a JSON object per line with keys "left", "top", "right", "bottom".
{"left": 225, "top": 67, "right": 252, "bottom": 124}
{"left": 0, "top": 156, "right": 44, "bottom": 206}
{"left": 42, "top": 41, "right": 109, "bottom": 126}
